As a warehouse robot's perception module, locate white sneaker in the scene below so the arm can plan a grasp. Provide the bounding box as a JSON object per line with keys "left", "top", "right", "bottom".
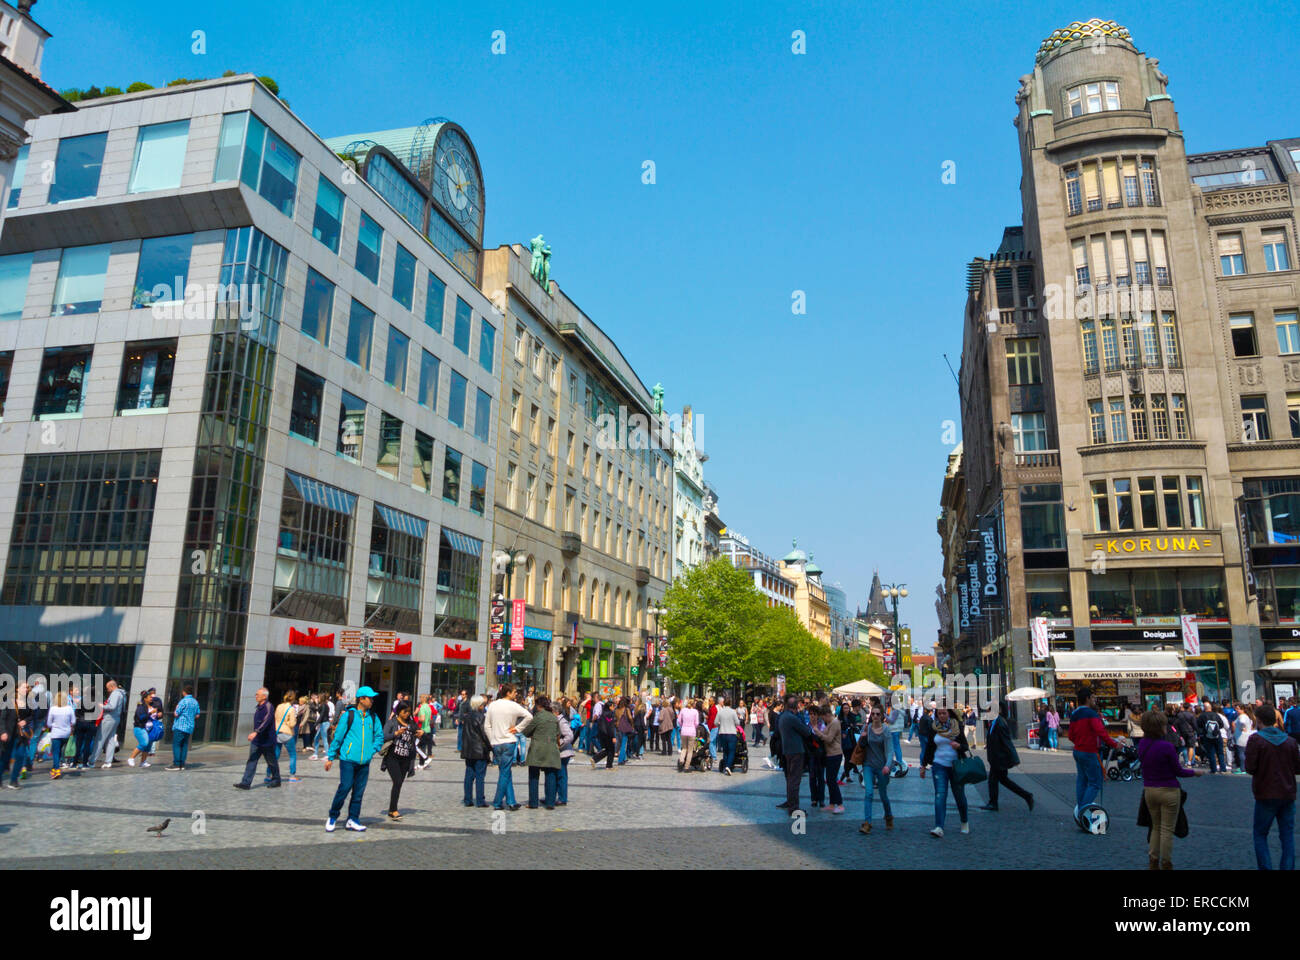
{"left": 930, "top": 826, "right": 944, "bottom": 838}
{"left": 960, "top": 822, "right": 970, "bottom": 834}
{"left": 141, "top": 761, "right": 151, "bottom": 768}
{"left": 127, "top": 758, "right": 135, "bottom": 767}
{"left": 325, "top": 818, "right": 336, "bottom": 832}
{"left": 345, "top": 819, "right": 366, "bottom": 832}
{"left": 101, "top": 763, "right": 112, "bottom": 769}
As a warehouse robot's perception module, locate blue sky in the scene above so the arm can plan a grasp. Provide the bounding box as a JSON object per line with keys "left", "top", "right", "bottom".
{"left": 35, "top": 1, "right": 1300, "bottom": 650}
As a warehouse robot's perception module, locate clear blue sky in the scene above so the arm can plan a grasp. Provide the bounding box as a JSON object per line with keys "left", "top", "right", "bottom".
{"left": 35, "top": 1, "right": 1300, "bottom": 651}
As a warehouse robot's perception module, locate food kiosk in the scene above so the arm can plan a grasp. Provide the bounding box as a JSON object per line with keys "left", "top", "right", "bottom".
{"left": 1049, "top": 650, "right": 1189, "bottom": 736}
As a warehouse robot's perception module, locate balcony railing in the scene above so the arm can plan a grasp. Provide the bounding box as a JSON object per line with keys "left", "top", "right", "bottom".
{"left": 1015, "top": 449, "right": 1060, "bottom": 468}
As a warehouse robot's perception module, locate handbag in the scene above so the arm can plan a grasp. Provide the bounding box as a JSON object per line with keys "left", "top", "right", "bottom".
{"left": 1137, "top": 788, "right": 1190, "bottom": 839}
{"left": 275, "top": 707, "right": 294, "bottom": 744}
{"left": 952, "top": 755, "right": 988, "bottom": 786}
{"left": 849, "top": 737, "right": 867, "bottom": 767}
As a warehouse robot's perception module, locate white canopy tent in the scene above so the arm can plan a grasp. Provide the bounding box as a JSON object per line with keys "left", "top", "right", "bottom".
{"left": 832, "top": 679, "right": 886, "bottom": 697}
{"left": 1258, "top": 660, "right": 1300, "bottom": 678}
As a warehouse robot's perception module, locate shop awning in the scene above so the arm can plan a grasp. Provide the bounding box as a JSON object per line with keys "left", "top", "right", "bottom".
{"left": 441, "top": 529, "right": 482, "bottom": 557}
{"left": 1051, "top": 650, "right": 1186, "bottom": 681}
{"left": 287, "top": 471, "right": 356, "bottom": 515}
{"left": 374, "top": 504, "right": 427, "bottom": 539}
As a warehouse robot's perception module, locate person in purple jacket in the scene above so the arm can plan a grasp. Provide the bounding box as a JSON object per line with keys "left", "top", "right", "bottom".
{"left": 1137, "top": 709, "right": 1203, "bottom": 870}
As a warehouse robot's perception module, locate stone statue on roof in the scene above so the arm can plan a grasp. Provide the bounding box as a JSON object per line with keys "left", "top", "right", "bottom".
{"left": 529, "top": 234, "right": 546, "bottom": 285}
{"left": 652, "top": 383, "right": 664, "bottom": 415}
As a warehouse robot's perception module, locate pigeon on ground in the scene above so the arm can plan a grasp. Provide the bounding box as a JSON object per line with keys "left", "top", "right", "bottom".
{"left": 145, "top": 818, "right": 171, "bottom": 838}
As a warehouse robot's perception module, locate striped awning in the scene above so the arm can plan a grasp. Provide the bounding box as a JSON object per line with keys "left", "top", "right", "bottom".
{"left": 287, "top": 472, "right": 356, "bottom": 515}
{"left": 442, "top": 529, "right": 482, "bottom": 557}
{"left": 374, "top": 503, "right": 427, "bottom": 539}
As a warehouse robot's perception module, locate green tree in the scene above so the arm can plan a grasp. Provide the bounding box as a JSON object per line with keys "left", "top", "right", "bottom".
{"left": 126, "top": 82, "right": 154, "bottom": 93}
{"left": 662, "top": 558, "right": 766, "bottom": 688}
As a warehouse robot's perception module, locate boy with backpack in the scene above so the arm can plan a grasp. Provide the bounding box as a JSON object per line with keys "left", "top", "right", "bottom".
{"left": 324, "top": 685, "right": 385, "bottom": 832}
{"left": 1197, "top": 703, "right": 1226, "bottom": 774}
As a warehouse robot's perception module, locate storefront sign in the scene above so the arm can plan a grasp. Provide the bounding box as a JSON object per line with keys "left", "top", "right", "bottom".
{"left": 965, "top": 547, "right": 983, "bottom": 622}
{"left": 1031, "top": 617, "right": 1049, "bottom": 659}
{"left": 958, "top": 579, "right": 971, "bottom": 630}
{"left": 900, "top": 627, "right": 912, "bottom": 671}
{"left": 1236, "top": 497, "right": 1257, "bottom": 601}
{"left": 443, "top": 643, "right": 473, "bottom": 661}
{"left": 288, "top": 626, "right": 334, "bottom": 649}
{"left": 614, "top": 643, "right": 630, "bottom": 653}
{"left": 1180, "top": 615, "right": 1201, "bottom": 656}
{"left": 490, "top": 594, "right": 506, "bottom": 643}
{"left": 502, "top": 623, "right": 554, "bottom": 642}
{"left": 978, "top": 515, "right": 1002, "bottom": 606}
{"left": 339, "top": 630, "right": 412, "bottom": 656}
{"left": 1085, "top": 535, "right": 1220, "bottom": 557}
{"left": 510, "top": 599, "right": 526, "bottom": 652}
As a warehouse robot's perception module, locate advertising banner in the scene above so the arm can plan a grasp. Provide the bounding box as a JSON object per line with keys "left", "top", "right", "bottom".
{"left": 510, "top": 599, "right": 526, "bottom": 652}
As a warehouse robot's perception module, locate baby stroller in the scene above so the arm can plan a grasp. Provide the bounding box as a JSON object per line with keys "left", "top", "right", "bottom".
{"left": 1104, "top": 742, "right": 1141, "bottom": 781}
{"left": 732, "top": 730, "right": 750, "bottom": 774}
{"left": 684, "top": 738, "right": 714, "bottom": 772}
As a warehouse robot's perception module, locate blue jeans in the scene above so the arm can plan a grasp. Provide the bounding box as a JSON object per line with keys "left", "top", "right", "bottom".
{"left": 931, "top": 762, "right": 967, "bottom": 829}
{"left": 864, "top": 765, "right": 892, "bottom": 821}
{"left": 515, "top": 733, "right": 527, "bottom": 765}
{"left": 313, "top": 723, "right": 330, "bottom": 754}
{"left": 708, "top": 727, "right": 718, "bottom": 758}
{"left": 556, "top": 756, "right": 570, "bottom": 803}
{"left": 7, "top": 740, "right": 29, "bottom": 783}
{"left": 172, "top": 731, "right": 191, "bottom": 768}
{"left": 718, "top": 733, "right": 737, "bottom": 772}
{"left": 1074, "top": 749, "right": 1103, "bottom": 810}
{"left": 1254, "top": 798, "right": 1296, "bottom": 870}
{"left": 329, "top": 759, "right": 370, "bottom": 822}
{"left": 240, "top": 742, "right": 279, "bottom": 786}
{"left": 273, "top": 736, "right": 296, "bottom": 777}
{"left": 889, "top": 731, "right": 903, "bottom": 766}
{"left": 492, "top": 743, "right": 517, "bottom": 808}
{"left": 456, "top": 725, "right": 464, "bottom": 752}
{"left": 618, "top": 733, "right": 629, "bottom": 764}
{"left": 51, "top": 738, "right": 68, "bottom": 771}
{"left": 463, "top": 758, "right": 487, "bottom": 805}
{"left": 1203, "top": 739, "right": 1225, "bottom": 773}
{"left": 1048, "top": 728, "right": 1058, "bottom": 749}
{"left": 527, "top": 766, "right": 558, "bottom": 807}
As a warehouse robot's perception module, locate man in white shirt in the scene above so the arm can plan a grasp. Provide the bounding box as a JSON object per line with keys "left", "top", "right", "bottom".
{"left": 484, "top": 684, "right": 532, "bottom": 811}
{"left": 715, "top": 696, "right": 741, "bottom": 776}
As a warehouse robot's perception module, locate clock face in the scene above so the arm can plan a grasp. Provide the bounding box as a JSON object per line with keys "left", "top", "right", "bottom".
{"left": 434, "top": 129, "right": 482, "bottom": 237}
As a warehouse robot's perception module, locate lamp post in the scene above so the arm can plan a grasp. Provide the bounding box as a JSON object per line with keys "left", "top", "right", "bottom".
{"left": 491, "top": 548, "right": 530, "bottom": 687}
{"left": 882, "top": 582, "right": 908, "bottom": 676}
{"left": 648, "top": 601, "right": 668, "bottom": 692}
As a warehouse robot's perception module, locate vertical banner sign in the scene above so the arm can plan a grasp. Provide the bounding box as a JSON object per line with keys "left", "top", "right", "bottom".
{"left": 490, "top": 594, "right": 506, "bottom": 643}
{"left": 510, "top": 599, "right": 526, "bottom": 652}
{"left": 899, "top": 628, "right": 912, "bottom": 672}
{"left": 1180, "top": 615, "right": 1201, "bottom": 657}
{"left": 1236, "top": 497, "right": 1257, "bottom": 601}
{"left": 978, "top": 514, "right": 1002, "bottom": 608}
{"left": 1031, "top": 616, "right": 1049, "bottom": 659}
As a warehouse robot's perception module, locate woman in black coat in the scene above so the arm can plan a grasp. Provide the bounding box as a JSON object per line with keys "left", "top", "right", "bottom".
{"left": 459, "top": 695, "right": 493, "bottom": 807}
{"left": 980, "top": 703, "right": 1034, "bottom": 812}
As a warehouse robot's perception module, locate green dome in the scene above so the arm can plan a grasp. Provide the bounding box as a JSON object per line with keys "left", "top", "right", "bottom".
{"left": 782, "top": 539, "right": 808, "bottom": 564}
{"left": 805, "top": 553, "right": 823, "bottom": 576}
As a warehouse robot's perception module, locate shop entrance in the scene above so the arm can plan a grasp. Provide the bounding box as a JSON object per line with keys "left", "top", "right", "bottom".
{"left": 359, "top": 658, "right": 418, "bottom": 717}
{"left": 264, "top": 653, "right": 343, "bottom": 707}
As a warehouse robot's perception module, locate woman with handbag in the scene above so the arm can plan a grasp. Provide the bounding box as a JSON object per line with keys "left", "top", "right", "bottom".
{"left": 1136, "top": 709, "right": 1201, "bottom": 869}
{"left": 520, "top": 695, "right": 562, "bottom": 809}
{"left": 857, "top": 705, "right": 894, "bottom": 834}
{"left": 272, "top": 690, "right": 300, "bottom": 783}
{"left": 815, "top": 705, "right": 845, "bottom": 814}
{"left": 979, "top": 702, "right": 1033, "bottom": 812}
{"left": 381, "top": 700, "right": 418, "bottom": 821}
{"left": 922, "top": 706, "right": 972, "bottom": 838}
{"left": 126, "top": 691, "right": 155, "bottom": 768}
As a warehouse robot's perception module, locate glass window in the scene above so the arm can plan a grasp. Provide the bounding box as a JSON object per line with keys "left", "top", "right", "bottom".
{"left": 1185, "top": 477, "right": 1206, "bottom": 528}
{"left": 1129, "top": 394, "right": 1148, "bottom": 441}
{"left": 1162, "top": 476, "right": 1182, "bottom": 528}
{"left": 1138, "top": 476, "right": 1159, "bottom": 528}
{"left": 1080, "top": 321, "right": 1098, "bottom": 374}
{"left": 1140, "top": 160, "right": 1160, "bottom": 206}
{"left": 53, "top": 243, "right": 112, "bottom": 316}
{"left": 1027, "top": 571, "right": 1070, "bottom": 621}
{"left": 133, "top": 234, "right": 193, "bottom": 308}
{"left": 1290, "top": 392, "right": 1300, "bottom": 439}
{"left": 50, "top": 132, "right": 107, "bottom": 204}
{"left": 479, "top": 319, "right": 496, "bottom": 373}
{"left": 7, "top": 143, "right": 27, "bottom": 209}
{"left": 392, "top": 244, "right": 416, "bottom": 311}
{"left": 384, "top": 326, "right": 409, "bottom": 391}
{"left": 443, "top": 447, "right": 462, "bottom": 504}
{"left": 366, "top": 506, "right": 424, "bottom": 633}
{"left": 356, "top": 211, "right": 382, "bottom": 284}
{"left": 1180, "top": 569, "right": 1225, "bottom": 619}
{"left": 453, "top": 297, "right": 472, "bottom": 354}
{"left": 128, "top": 120, "right": 189, "bottom": 194}
{"left": 1020, "top": 484, "right": 1063, "bottom": 549}
{"left": 1219, "top": 233, "right": 1246, "bottom": 276}
{"left": 1088, "top": 399, "right": 1106, "bottom": 444}
{"left": 301, "top": 268, "right": 334, "bottom": 345}
{"left": 288, "top": 366, "right": 324, "bottom": 443}
{"left": 1010, "top": 412, "right": 1047, "bottom": 452}
{"left": 413, "top": 431, "right": 434, "bottom": 492}
{"left": 273, "top": 472, "right": 355, "bottom": 625}
{"left": 377, "top": 412, "right": 402, "bottom": 480}
{"left": 1151, "top": 393, "right": 1169, "bottom": 440}
{"left": 337, "top": 391, "right": 365, "bottom": 461}
{"left": 1006, "top": 339, "right": 1041, "bottom": 385}
{"left": 1133, "top": 569, "right": 1177, "bottom": 618}
{"left": 418, "top": 350, "right": 439, "bottom": 409}
{"left": 346, "top": 299, "right": 374, "bottom": 369}
{"left": 216, "top": 226, "right": 288, "bottom": 342}
{"left": 474, "top": 388, "right": 491, "bottom": 443}
{"left": 1263, "top": 229, "right": 1291, "bottom": 272}
{"left": 312, "top": 176, "right": 344, "bottom": 253}
{"left": 213, "top": 112, "right": 246, "bottom": 182}
{"left": 0, "top": 352, "right": 11, "bottom": 418}
{"left": 367, "top": 152, "right": 425, "bottom": 228}
{"left": 1088, "top": 571, "right": 1132, "bottom": 622}
{"left": 425, "top": 272, "right": 445, "bottom": 332}
{"left": 1242, "top": 395, "right": 1271, "bottom": 442}
{"left": 447, "top": 370, "right": 467, "bottom": 428}
{"left": 470, "top": 461, "right": 487, "bottom": 515}
{"left": 243, "top": 113, "right": 298, "bottom": 216}
{"left": 1171, "top": 394, "right": 1189, "bottom": 440}
{"left": 1230, "top": 314, "right": 1258, "bottom": 357}
{"left": 34, "top": 346, "right": 93, "bottom": 418}
{"left": 1100, "top": 318, "right": 1119, "bottom": 370}
{"left": 1276, "top": 312, "right": 1300, "bottom": 355}
{"left": 116, "top": 340, "right": 176, "bottom": 413}
{"left": 1065, "top": 168, "right": 1082, "bottom": 216}
{"left": 1091, "top": 479, "right": 1110, "bottom": 532}
{"left": 1114, "top": 478, "right": 1134, "bottom": 530}
{"left": 0, "top": 253, "right": 32, "bottom": 321}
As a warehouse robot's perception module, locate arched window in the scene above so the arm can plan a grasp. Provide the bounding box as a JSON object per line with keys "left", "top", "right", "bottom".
{"left": 541, "top": 562, "right": 553, "bottom": 609}
{"left": 589, "top": 578, "right": 598, "bottom": 620}
{"left": 525, "top": 556, "right": 535, "bottom": 605}
{"left": 578, "top": 574, "right": 587, "bottom": 617}
{"left": 613, "top": 587, "right": 622, "bottom": 626}
{"left": 603, "top": 584, "right": 610, "bottom": 623}
{"left": 561, "top": 567, "right": 571, "bottom": 610}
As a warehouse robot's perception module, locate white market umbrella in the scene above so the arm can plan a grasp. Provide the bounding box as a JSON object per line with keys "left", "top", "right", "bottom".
{"left": 1005, "top": 686, "right": 1048, "bottom": 701}
{"left": 1259, "top": 661, "right": 1300, "bottom": 677}
{"left": 833, "top": 679, "right": 886, "bottom": 696}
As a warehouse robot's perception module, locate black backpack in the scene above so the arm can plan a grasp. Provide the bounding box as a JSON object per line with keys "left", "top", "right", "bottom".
{"left": 1202, "top": 716, "right": 1220, "bottom": 739}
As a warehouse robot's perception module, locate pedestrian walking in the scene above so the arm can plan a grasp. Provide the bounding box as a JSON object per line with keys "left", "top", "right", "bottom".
{"left": 858, "top": 705, "right": 894, "bottom": 834}
{"left": 917, "top": 703, "right": 935, "bottom": 778}
{"left": 313, "top": 690, "right": 335, "bottom": 758}
{"left": 556, "top": 704, "right": 575, "bottom": 807}
{"left": 520, "top": 695, "right": 561, "bottom": 809}
{"left": 963, "top": 704, "right": 979, "bottom": 751}
{"left": 168, "top": 686, "right": 201, "bottom": 771}
{"left": 271, "top": 690, "right": 300, "bottom": 783}
{"left": 46, "top": 692, "right": 74, "bottom": 780}
{"left": 716, "top": 695, "right": 741, "bottom": 775}
{"left": 980, "top": 702, "right": 1034, "bottom": 812}
{"left": 884, "top": 699, "right": 905, "bottom": 769}
{"left": 381, "top": 699, "right": 417, "bottom": 821}
{"left": 1136, "top": 708, "right": 1201, "bottom": 870}
{"left": 234, "top": 687, "right": 281, "bottom": 790}
{"left": 675, "top": 698, "right": 701, "bottom": 772}
{"left": 91, "top": 679, "right": 124, "bottom": 768}
{"left": 1246, "top": 702, "right": 1300, "bottom": 870}
{"left": 922, "top": 706, "right": 971, "bottom": 838}
{"left": 459, "top": 694, "right": 492, "bottom": 807}
{"left": 750, "top": 698, "right": 766, "bottom": 745}
{"left": 298, "top": 695, "right": 316, "bottom": 756}
{"left": 413, "top": 694, "right": 434, "bottom": 769}
{"left": 1196, "top": 701, "right": 1227, "bottom": 774}
{"left": 127, "top": 690, "right": 157, "bottom": 768}
{"left": 776, "top": 695, "right": 813, "bottom": 815}
{"left": 485, "top": 684, "right": 532, "bottom": 810}
{"left": 814, "top": 704, "right": 844, "bottom": 813}
{"left": 1067, "top": 686, "right": 1119, "bottom": 817}
{"left": 657, "top": 697, "right": 676, "bottom": 755}
{"left": 1233, "top": 704, "right": 1256, "bottom": 773}
{"left": 324, "top": 685, "right": 384, "bottom": 831}
{"left": 0, "top": 682, "right": 34, "bottom": 788}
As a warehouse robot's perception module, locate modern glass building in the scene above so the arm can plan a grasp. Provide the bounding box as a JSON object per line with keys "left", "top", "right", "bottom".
{"left": 0, "top": 76, "right": 499, "bottom": 739}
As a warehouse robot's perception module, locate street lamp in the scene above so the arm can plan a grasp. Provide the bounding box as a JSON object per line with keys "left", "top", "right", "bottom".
{"left": 491, "top": 548, "right": 530, "bottom": 684}
{"left": 648, "top": 602, "right": 668, "bottom": 692}
{"left": 882, "top": 582, "right": 908, "bottom": 675}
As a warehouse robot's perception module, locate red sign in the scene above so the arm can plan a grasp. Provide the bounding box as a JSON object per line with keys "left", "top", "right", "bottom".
{"left": 444, "top": 643, "right": 473, "bottom": 661}
{"left": 510, "top": 599, "right": 526, "bottom": 652}
{"left": 289, "top": 627, "right": 334, "bottom": 649}
{"left": 339, "top": 630, "right": 412, "bottom": 656}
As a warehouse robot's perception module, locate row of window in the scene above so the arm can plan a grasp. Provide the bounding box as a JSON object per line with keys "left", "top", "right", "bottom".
{"left": 0, "top": 340, "right": 177, "bottom": 421}
{"left": 1090, "top": 475, "right": 1207, "bottom": 533}
{"left": 1230, "top": 310, "right": 1300, "bottom": 358}
{"left": 1087, "top": 393, "right": 1190, "bottom": 444}
{"left": 1026, "top": 567, "right": 1227, "bottom": 622}
{"left": 513, "top": 560, "right": 654, "bottom": 630}
{"left": 1064, "top": 81, "right": 1121, "bottom": 118}
{"left": 1219, "top": 229, "right": 1292, "bottom": 277}
{"left": 1070, "top": 230, "right": 1171, "bottom": 289}
{"left": 1080, "top": 314, "right": 1182, "bottom": 375}
{"left": 1064, "top": 155, "right": 1160, "bottom": 216}
{"left": 1240, "top": 393, "right": 1300, "bottom": 442}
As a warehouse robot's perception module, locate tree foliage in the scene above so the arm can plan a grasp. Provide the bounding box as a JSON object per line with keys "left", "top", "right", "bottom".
{"left": 61, "top": 74, "right": 282, "bottom": 104}
{"left": 663, "top": 558, "right": 886, "bottom": 695}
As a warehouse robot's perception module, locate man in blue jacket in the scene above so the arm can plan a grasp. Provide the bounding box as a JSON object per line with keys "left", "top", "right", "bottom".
{"left": 324, "top": 685, "right": 385, "bottom": 832}
{"left": 234, "top": 687, "right": 279, "bottom": 790}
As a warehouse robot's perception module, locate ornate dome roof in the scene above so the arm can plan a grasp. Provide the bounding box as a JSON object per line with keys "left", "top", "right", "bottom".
{"left": 805, "top": 554, "right": 823, "bottom": 577}
{"left": 1036, "top": 18, "right": 1133, "bottom": 63}
{"left": 782, "top": 539, "right": 808, "bottom": 565}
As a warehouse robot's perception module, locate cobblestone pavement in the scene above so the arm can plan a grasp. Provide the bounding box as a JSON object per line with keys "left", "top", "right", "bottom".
{"left": 0, "top": 738, "right": 1268, "bottom": 869}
